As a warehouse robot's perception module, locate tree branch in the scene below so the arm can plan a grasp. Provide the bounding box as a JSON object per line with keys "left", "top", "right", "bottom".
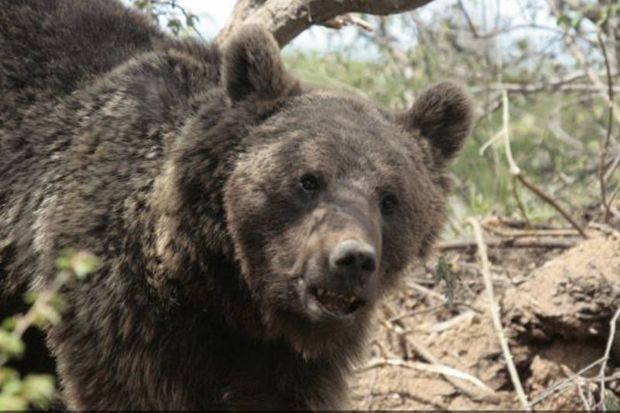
{"left": 217, "top": 0, "right": 434, "bottom": 47}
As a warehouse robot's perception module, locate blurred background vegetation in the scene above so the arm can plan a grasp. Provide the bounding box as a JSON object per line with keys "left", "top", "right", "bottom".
{"left": 134, "top": 0, "right": 619, "bottom": 239}
{"left": 283, "top": 1, "right": 619, "bottom": 239}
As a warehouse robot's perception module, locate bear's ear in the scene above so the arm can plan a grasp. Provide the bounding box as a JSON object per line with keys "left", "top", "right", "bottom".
{"left": 400, "top": 82, "right": 473, "bottom": 165}
{"left": 222, "top": 24, "right": 298, "bottom": 102}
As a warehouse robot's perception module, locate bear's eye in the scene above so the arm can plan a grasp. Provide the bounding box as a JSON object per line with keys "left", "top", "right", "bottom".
{"left": 381, "top": 194, "right": 398, "bottom": 214}
{"left": 300, "top": 173, "right": 320, "bottom": 192}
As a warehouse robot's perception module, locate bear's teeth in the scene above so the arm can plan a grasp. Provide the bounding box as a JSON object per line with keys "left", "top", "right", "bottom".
{"left": 312, "top": 287, "right": 361, "bottom": 314}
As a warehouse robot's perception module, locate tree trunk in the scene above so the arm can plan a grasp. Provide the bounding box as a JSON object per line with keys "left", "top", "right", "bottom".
{"left": 217, "top": 0, "right": 434, "bottom": 47}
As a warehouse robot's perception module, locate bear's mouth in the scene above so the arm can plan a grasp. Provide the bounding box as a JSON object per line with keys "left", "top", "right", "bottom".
{"left": 308, "top": 287, "right": 365, "bottom": 317}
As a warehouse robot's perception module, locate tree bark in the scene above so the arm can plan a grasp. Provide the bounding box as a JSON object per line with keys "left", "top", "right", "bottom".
{"left": 217, "top": 0, "right": 434, "bottom": 47}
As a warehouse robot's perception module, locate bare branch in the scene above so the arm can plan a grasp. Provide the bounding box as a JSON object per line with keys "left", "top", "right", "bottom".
{"left": 598, "top": 32, "right": 615, "bottom": 223}
{"left": 217, "top": 0, "right": 434, "bottom": 47}
{"left": 457, "top": 0, "right": 478, "bottom": 38}
{"left": 547, "top": 0, "right": 620, "bottom": 125}
{"left": 493, "top": 90, "right": 589, "bottom": 238}
{"left": 598, "top": 305, "right": 620, "bottom": 411}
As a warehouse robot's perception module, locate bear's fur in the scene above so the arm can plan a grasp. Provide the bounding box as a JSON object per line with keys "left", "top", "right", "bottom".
{"left": 0, "top": 0, "right": 473, "bottom": 409}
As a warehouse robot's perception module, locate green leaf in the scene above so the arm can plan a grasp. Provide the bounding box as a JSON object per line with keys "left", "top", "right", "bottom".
{"left": 556, "top": 14, "right": 570, "bottom": 27}
{"left": 167, "top": 18, "right": 182, "bottom": 36}
{"left": 21, "top": 374, "right": 55, "bottom": 409}
{"left": 570, "top": 14, "right": 583, "bottom": 29}
{"left": 597, "top": 7, "right": 609, "bottom": 27}
{"left": 433, "top": 256, "right": 460, "bottom": 303}
{"left": 1, "top": 377, "right": 22, "bottom": 396}
{"left": 54, "top": 251, "right": 74, "bottom": 271}
{"left": 604, "top": 390, "right": 620, "bottom": 411}
{"left": 185, "top": 14, "right": 198, "bottom": 28}
{"left": 32, "top": 305, "right": 61, "bottom": 328}
{"left": 46, "top": 294, "right": 67, "bottom": 313}
{"left": 0, "top": 394, "right": 27, "bottom": 411}
{"left": 1, "top": 317, "right": 16, "bottom": 332}
{"left": 23, "top": 292, "right": 38, "bottom": 305}
{"left": 133, "top": 0, "right": 150, "bottom": 10}
{"left": 0, "top": 331, "right": 24, "bottom": 358}
{"left": 70, "top": 251, "right": 101, "bottom": 279}
{"left": 0, "top": 368, "right": 19, "bottom": 386}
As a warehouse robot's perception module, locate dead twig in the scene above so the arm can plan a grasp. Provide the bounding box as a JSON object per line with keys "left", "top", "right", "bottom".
{"left": 437, "top": 238, "right": 578, "bottom": 251}
{"left": 491, "top": 216, "right": 558, "bottom": 230}
{"left": 431, "top": 310, "right": 477, "bottom": 333}
{"left": 560, "top": 364, "right": 594, "bottom": 411}
{"left": 529, "top": 356, "right": 607, "bottom": 407}
{"left": 357, "top": 356, "right": 497, "bottom": 400}
{"left": 467, "top": 218, "right": 531, "bottom": 411}
{"left": 597, "top": 32, "right": 615, "bottom": 224}
{"left": 605, "top": 154, "right": 620, "bottom": 196}
{"left": 406, "top": 334, "right": 498, "bottom": 400}
{"left": 546, "top": 0, "right": 620, "bottom": 125}
{"left": 489, "top": 90, "right": 588, "bottom": 238}
{"left": 575, "top": 376, "right": 593, "bottom": 411}
{"left": 598, "top": 305, "right": 620, "bottom": 411}
{"left": 406, "top": 281, "right": 447, "bottom": 303}
{"left": 588, "top": 222, "right": 620, "bottom": 239}
{"left": 516, "top": 173, "right": 588, "bottom": 239}
{"left": 387, "top": 302, "right": 448, "bottom": 323}
{"left": 482, "top": 225, "right": 580, "bottom": 239}
{"left": 379, "top": 319, "right": 499, "bottom": 402}
{"left": 512, "top": 175, "right": 532, "bottom": 228}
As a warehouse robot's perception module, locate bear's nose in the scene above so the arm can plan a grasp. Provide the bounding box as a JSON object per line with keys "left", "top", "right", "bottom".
{"left": 329, "top": 240, "right": 377, "bottom": 275}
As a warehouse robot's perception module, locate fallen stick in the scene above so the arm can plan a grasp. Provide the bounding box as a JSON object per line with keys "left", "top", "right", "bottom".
{"left": 482, "top": 226, "right": 580, "bottom": 238}
{"left": 589, "top": 222, "right": 620, "bottom": 239}
{"left": 467, "top": 218, "right": 531, "bottom": 411}
{"left": 437, "top": 237, "right": 578, "bottom": 251}
{"left": 381, "top": 321, "right": 500, "bottom": 403}
{"left": 431, "top": 310, "right": 477, "bottom": 333}
{"left": 490, "top": 216, "right": 559, "bottom": 230}
{"left": 406, "top": 281, "right": 447, "bottom": 302}
{"left": 387, "top": 302, "right": 448, "bottom": 323}
{"left": 356, "top": 357, "right": 498, "bottom": 400}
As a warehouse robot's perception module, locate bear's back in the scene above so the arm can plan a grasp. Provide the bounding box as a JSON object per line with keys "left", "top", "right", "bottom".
{"left": 0, "top": 0, "right": 219, "bottom": 122}
{"left": 0, "top": 0, "right": 222, "bottom": 295}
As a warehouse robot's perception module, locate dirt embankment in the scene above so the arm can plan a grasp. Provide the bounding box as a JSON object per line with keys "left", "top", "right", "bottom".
{"left": 350, "top": 225, "right": 620, "bottom": 411}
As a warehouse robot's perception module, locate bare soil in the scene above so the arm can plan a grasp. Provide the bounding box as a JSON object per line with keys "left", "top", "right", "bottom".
{"left": 349, "top": 222, "right": 620, "bottom": 411}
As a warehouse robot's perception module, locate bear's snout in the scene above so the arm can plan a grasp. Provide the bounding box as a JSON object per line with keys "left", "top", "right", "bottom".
{"left": 329, "top": 239, "right": 377, "bottom": 278}
{"left": 302, "top": 231, "right": 379, "bottom": 320}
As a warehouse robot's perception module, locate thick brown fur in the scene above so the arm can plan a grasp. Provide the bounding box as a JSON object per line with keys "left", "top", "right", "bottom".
{"left": 0, "top": 1, "right": 473, "bottom": 409}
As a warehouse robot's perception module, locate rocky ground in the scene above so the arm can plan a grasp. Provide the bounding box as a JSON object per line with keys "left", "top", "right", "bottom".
{"left": 350, "top": 216, "right": 620, "bottom": 411}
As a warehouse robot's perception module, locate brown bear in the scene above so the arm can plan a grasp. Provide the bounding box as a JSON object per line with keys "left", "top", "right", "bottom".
{"left": 0, "top": 0, "right": 473, "bottom": 409}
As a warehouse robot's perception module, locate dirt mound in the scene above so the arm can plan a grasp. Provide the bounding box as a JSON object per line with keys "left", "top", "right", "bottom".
{"left": 350, "top": 230, "right": 620, "bottom": 410}
{"left": 503, "top": 236, "right": 620, "bottom": 342}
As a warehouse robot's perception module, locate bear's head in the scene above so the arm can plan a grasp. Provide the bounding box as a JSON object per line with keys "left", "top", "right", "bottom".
{"left": 167, "top": 26, "right": 472, "bottom": 360}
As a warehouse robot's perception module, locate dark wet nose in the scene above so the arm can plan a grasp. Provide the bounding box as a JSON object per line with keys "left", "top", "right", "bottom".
{"left": 329, "top": 240, "right": 377, "bottom": 275}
